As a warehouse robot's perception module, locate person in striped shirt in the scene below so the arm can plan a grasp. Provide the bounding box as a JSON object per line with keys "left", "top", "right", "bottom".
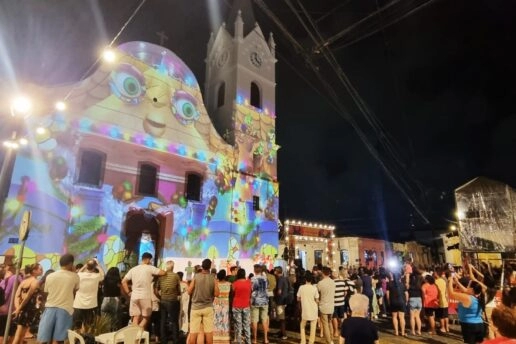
{"left": 332, "top": 270, "right": 346, "bottom": 339}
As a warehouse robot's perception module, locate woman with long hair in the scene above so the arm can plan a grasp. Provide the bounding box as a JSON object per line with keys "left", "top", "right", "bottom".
{"left": 386, "top": 271, "right": 408, "bottom": 336}
{"left": 407, "top": 267, "right": 423, "bottom": 336}
{"left": 448, "top": 275, "right": 485, "bottom": 344}
{"left": 12, "top": 263, "right": 43, "bottom": 344}
{"left": 213, "top": 269, "right": 231, "bottom": 344}
{"left": 100, "top": 266, "right": 121, "bottom": 330}
{"left": 422, "top": 274, "right": 439, "bottom": 335}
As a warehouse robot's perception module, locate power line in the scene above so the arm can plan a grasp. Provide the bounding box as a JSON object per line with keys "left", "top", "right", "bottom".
{"left": 254, "top": 0, "right": 430, "bottom": 224}
{"left": 314, "top": 0, "right": 403, "bottom": 51}
{"left": 289, "top": 0, "right": 427, "bottom": 212}
{"left": 331, "top": 0, "right": 442, "bottom": 52}
{"left": 64, "top": 0, "right": 148, "bottom": 101}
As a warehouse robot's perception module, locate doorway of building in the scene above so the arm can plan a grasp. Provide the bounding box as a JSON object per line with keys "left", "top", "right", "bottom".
{"left": 123, "top": 209, "right": 161, "bottom": 269}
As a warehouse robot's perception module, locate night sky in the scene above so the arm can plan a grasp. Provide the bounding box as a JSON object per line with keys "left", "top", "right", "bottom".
{"left": 0, "top": 0, "right": 515, "bottom": 243}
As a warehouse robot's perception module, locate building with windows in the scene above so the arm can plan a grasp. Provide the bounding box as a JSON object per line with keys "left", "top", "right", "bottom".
{"left": 0, "top": 12, "right": 279, "bottom": 273}
{"left": 279, "top": 219, "right": 432, "bottom": 271}
{"left": 280, "top": 219, "right": 337, "bottom": 270}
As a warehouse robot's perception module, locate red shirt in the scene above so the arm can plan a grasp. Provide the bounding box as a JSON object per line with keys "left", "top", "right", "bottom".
{"left": 422, "top": 283, "right": 439, "bottom": 308}
{"left": 232, "top": 279, "right": 252, "bottom": 308}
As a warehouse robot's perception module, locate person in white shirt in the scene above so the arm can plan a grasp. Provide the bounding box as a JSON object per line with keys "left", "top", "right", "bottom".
{"left": 122, "top": 253, "right": 166, "bottom": 328}
{"left": 297, "top": 272, "right": 319, "bottom": 344}
{"left": 73, "top": 257, "right": 104, "bottom": 329}
{"left": 317, "top": 267, "right": 336, "bottom": 344}
{"left": 37, "top": 253, "right": 80, "bottom": 344}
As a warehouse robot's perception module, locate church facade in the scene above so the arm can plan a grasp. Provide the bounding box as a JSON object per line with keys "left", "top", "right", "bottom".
{"left": 0, "top": 12, "right": 279, "bottom": 273}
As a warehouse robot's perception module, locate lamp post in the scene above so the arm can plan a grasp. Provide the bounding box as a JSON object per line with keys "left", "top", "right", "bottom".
{"left": 0, "top": 96, "right": 31, "bottom": 228}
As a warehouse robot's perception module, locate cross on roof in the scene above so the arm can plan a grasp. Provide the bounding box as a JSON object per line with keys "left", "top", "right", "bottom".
{"left": 156, "top": 31, "right": 168, "bottom": 46}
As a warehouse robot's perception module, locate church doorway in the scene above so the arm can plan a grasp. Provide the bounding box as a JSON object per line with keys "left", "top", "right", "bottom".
{"left": 123, "top": 208, "right": 163, "bottom": 269}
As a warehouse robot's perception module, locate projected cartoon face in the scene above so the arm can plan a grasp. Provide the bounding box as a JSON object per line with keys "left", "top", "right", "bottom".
{"left": 171, "top": 90, "right": 200, "bottom": 125}
{"left": 110, "top": 63, "right": 146, "bottom": 104}
{"left": 143, "top": 112, "right": 167, "bottom": 137}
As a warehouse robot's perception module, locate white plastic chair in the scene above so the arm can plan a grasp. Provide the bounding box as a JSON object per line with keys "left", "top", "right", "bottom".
{"left": 68, "top": 329, "right": 86, "bottom": 344}
{"left": 113, "top": 325, "right": 143, "bottom": 344}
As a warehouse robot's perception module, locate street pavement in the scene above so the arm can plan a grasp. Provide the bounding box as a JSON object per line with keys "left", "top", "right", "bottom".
{"left": 23, "top": 317, "right": 466, "bottom": 344}
{"left": 266, "top": 316, "right": 465, "bottom": 344}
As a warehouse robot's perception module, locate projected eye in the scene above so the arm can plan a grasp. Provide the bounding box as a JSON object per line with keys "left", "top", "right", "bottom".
{"left": 172, "top": 90, "right": 200, "bottom": 125}
{"left": 110, "top": 63, "right": 146, "bottom": 104}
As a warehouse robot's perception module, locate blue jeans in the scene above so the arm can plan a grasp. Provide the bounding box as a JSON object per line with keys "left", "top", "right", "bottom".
{"left": 160, "top": 299, "right": 180, "bottom": 343}
{"left": 233, "top": 307, "right": 251, "bottom": 344}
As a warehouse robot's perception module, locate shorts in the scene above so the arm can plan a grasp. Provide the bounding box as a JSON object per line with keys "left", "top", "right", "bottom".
{"left": 460, "top": 322, "right": 484, "bottom": 344}
{"left": 424, "top": 307, "right": 437, "bottom": 317}
{"left": 333, "top": 305, "right": 346, "bottom": 318}
{"left": 251, "top": 305, "right": 269, "bottom": 323}
{"left": 436, "top": 307, "right": 448, "bottom": 319}
{"left": 0, "top": 314, "right": 16, "bottom": 336}
{"left": 37, "top": 307, "right": 73, "bottom": 342}
{"left": 73, "top": 308, "right": 96, "bottom": 328}
{"left": 190, "top": 307, "right": 214, "bottom": 333}
{"left": 389, "top": 303, "right": 405, "bottom": 313}
{"left": 129, "top": 298, "right": 152, "bottom": 317}
{"left": 408, "top": 297, "right": 422, "bottom": 311}
{"left": 276, "top": 304, "right": 286, "bottom": 320}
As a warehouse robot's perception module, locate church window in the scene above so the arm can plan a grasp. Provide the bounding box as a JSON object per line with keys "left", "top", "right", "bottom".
{"left": 76, "top": 149, "right": 106, "bottom": 187}
{"left": 185, "top": 172, "right": 202, "bottom": 201}
{"left": 137, "top": 162, "right": 158, "bottom": 196}
{"left": 250, "top": 82, "right": 261, "bottom": 109}
{"left": 217, "top": 82, "right": 225, "bottom": 108}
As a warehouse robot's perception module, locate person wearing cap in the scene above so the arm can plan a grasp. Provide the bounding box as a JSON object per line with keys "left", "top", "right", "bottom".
{"left": 156, "top": 258, "right": 181, "bottom": 344}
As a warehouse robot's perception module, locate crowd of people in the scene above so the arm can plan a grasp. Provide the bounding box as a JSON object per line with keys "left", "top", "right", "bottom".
{"left": 1, "top": 253, "right": 516, "bottom": 344}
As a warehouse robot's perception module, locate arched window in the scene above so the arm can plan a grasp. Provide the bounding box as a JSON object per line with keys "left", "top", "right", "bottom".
{"left": 217, "top": 82, "right": 225, "bottom": 108}
{"left": 185, "top": 172, "right": 202, "bottom": 201}
{"left": 137, "top": 162, "right": 158, "bottom": 196}
{"left": 250, "top": 82, "right": 261, "bottom": 109}
{"left": 76, "top": 149, "right": 106, "bottom": 187}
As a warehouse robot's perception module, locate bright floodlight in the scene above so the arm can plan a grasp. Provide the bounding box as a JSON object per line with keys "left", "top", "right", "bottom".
{"left": 11, "top": 96, "right": 32, "bottom": 115}
{"left": 102, "top": 49, "right": 116, "bottom": 63}
{"left": 36, "top": 127, "right": 47, "bottom": 135}
{"left": 455, "top": 210, "right": 465, "bottom": 220}
{"left": 19, "top": 138, "right": 28, "bottom": 145}
{"left": 55, "top": 101, "right": 66, "bottom": 111}
{"left": 450, "top": 224, "right": 457, "bottom": 231}
{"left": 3, "top": 141, "right": 19, "bottom": 149}
{"left": 387, "top": 259, "right": 398, "bottom": 270}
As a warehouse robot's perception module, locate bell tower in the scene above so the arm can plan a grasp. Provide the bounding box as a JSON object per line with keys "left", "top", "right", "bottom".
{"left": 204, "top": 10, "right": 276, "bottom": 144}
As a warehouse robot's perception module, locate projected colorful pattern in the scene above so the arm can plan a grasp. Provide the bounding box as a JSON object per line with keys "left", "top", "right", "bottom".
{"left": 0, "top": 42, "right": 279, "bottom": 272}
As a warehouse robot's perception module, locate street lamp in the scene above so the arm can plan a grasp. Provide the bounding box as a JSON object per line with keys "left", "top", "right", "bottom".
{"left": 0, "top": 96, "right": 32, "bottom": 228}
{"left": 102, "top": 48, "right": 117, "bottom": 63}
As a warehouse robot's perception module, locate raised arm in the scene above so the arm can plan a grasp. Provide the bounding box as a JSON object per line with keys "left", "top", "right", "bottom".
{"left": 93, "top": 258, "right": 105, "bottom": 281}
{"left": 467, "top": 264, "right": 488, "bottom": 292}
{"left": 448, "top": 275, "right": 471, "bottom": 307}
